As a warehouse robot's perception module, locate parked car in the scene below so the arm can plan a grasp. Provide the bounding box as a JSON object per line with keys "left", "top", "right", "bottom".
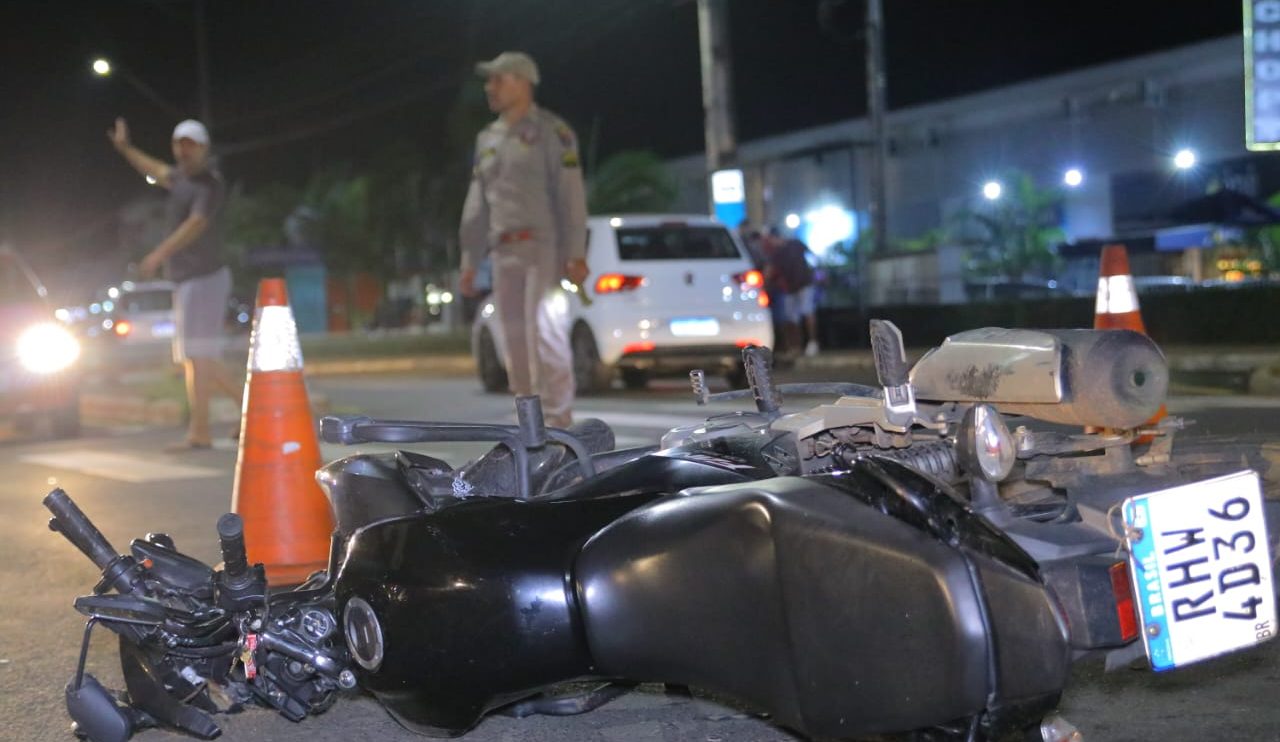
{"left": 0, "top": 245, "right": 82, "bottom": 437}
{"left": 473, "top": 214, "right": 774, "bottom": 392}
{"left": 109, "top": 280, "right": 176, "bottom": 343}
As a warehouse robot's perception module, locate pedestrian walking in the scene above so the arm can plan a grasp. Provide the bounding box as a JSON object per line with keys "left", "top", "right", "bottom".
{"left": 458, "top": 51, "right": 589, "bottom": 428}
{"left": 108, "top": 117, "right": 242, "bottom": 449}
{"left": 764, "top": 229, "right": 819, "bottom": 358}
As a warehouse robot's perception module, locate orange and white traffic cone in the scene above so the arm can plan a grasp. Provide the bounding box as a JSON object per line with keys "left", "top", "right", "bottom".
{"left": 231, "top": 278, "right": 334, "bottom": 586}
{"left": 1094, "top": 243, "right": 1167, "bottom": 433}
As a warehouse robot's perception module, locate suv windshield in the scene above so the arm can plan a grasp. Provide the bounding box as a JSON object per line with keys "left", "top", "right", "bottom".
{"left": 615, "top": 226, "right": 741, "bottom": 261}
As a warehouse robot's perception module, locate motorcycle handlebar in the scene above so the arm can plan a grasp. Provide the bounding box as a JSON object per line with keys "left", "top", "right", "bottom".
{"left": 216, "top": 513, "right": 250, "bottom": 582}
{"left": 43, "top": 488, "right": 119, "bottom": 572}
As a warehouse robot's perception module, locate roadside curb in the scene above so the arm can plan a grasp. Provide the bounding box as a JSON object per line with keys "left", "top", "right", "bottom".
{"left": 79, "top": 395, "right": 185, "bottom": 427}
{"left": 304, "top": 354, "right": 475, "bottom": 377}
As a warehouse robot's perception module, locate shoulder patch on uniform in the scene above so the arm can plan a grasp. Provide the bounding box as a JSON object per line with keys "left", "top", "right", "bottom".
{"left": 554, "top": 122, "right": 575, "bottom": 147}
{"left": 561, "top": 150, "right": 580, "bottom": 168}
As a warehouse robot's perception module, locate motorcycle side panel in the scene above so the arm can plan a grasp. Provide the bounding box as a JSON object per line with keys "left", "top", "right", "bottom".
{"left": 333, "top": 492, "right": 658, "bottom": 736}
{"left": 576, "top": 472, "right": 1069, "bottom": 738}
{"left": 316, "top": 453, "right": 424, "bottom": 537}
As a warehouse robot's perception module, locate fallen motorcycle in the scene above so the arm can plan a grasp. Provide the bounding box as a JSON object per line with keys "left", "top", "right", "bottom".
{"left": 46, "top": 321, "right": 1277, "bottom": 742}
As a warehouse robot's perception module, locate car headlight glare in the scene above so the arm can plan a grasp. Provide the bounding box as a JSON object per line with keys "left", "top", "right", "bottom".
{"left": 17, "top": 323, "right": 81, "bottom": 374}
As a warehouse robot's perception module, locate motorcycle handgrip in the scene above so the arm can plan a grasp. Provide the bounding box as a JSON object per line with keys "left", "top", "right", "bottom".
{"left": 43, "top": 488, "right": 119, "bottom": 572}
{"left": 216, "top": 513, "right": 250, "bottom": 581}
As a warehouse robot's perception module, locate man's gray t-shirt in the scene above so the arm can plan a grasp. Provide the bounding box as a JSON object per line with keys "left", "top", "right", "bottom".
{"left": 165, "top": 166, "right": 226, "bottom": 283}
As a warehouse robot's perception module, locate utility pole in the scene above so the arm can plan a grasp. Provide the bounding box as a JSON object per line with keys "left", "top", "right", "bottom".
{"left": 863, "top": 0, "right": 888, "bottom": 311}
{"left": 697, "top": 0, "right": 737, "bottom": 184}
{"left": 195, "top": 0, "right": 213, "bottom": 128}
{"left": 865, "top": 0, "right": 888, "bottom": 254}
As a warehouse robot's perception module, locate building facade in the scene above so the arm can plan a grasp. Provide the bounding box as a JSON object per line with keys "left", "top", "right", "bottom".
{"left": 667, "top": 35, "right": 1273, "bottom": 301}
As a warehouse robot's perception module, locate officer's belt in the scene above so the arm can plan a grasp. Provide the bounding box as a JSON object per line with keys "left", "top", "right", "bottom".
{"left": 497, "top": 229, "right": 535, "bottom": 245}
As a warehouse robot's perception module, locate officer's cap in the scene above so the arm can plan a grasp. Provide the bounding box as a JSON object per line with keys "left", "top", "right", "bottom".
{"left": 476, "top": 51, "right": 540, "bottom": 85}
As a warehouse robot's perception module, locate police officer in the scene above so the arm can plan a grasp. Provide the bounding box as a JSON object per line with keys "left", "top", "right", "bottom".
{"left": 459, "top": 51, "right": 588, "bottom": 429}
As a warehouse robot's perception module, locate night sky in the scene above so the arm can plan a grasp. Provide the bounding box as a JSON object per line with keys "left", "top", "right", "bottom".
{"left": 0, "top": 0, "right": 1244, "bottom": 289}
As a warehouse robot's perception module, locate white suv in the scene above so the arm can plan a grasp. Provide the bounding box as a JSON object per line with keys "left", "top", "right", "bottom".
{"left": 472, "top": 214, "right": 773, "bottom": 392}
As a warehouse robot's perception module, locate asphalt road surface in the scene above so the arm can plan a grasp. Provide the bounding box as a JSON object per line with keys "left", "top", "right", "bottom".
{"left": 2, "top": 374, "right": 1279, "bottom": 742}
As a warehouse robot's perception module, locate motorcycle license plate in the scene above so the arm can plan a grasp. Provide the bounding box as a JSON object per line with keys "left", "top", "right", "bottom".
{"left": 669, "top": 317, "right": 720, "bottom": 337}
{"left": 1122, "top": 470, "right": 1276, "bottom": 671}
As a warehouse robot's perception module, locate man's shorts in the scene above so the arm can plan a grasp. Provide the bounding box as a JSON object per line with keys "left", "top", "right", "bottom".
{"left": 782, "top": 285, "right": 816, "bottom": 324}
{"left": 172, "top": 266, "right": 231, "bottom": 363}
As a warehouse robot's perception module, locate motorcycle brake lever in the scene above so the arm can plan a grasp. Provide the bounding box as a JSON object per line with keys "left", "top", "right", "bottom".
{"left": 74, "top": 594, "right": 179, "bottom": 625}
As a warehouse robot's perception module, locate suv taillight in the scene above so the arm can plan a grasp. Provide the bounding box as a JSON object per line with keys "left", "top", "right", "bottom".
{"left": 595, "top": 274, "right": 646, "bottom": 294}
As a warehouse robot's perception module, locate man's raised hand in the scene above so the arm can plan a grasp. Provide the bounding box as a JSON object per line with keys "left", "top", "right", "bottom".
{"left": 107, "top": 117, "right": 130, "bottom": 151}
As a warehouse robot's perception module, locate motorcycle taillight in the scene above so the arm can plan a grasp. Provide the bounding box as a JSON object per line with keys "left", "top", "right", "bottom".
{"left": 1109, "top": 560, "right": 1140, "bottom": 642}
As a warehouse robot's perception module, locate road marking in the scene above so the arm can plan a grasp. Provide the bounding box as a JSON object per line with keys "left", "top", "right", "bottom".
{"left": 19, "top": 450, "right": 222, "bottom": 482}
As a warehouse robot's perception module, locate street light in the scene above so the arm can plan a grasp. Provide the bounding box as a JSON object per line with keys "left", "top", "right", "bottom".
{"left": 982, "top": 181, "right": 1003, "bottom": 201}
{"left": 89, "top": 56, "right": 182, "bottom": 118}
{"left": 1173, "top": 148, "right": 1197, "bottom": 170}
{"left": 1063, "top": 168, "right": 1084, "bottom": 188}
{"left": 784, "top": 213, "right": 801, "bottom": 229}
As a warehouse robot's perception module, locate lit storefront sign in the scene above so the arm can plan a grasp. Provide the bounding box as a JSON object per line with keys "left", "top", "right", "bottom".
{"left": 710, "top": 168, "right": 746, "bottom": 227}
{"left": 1246, "top": 0, "right": 1280, "bottom": 150}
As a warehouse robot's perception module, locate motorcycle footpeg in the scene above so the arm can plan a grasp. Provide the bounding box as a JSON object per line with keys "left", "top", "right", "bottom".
{"left": 66, "top": 673, "right": 133, "bottom": 742}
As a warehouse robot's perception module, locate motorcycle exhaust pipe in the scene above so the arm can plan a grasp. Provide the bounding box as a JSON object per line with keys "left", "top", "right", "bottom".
{"left": 997, "top": 329, "right": 1168, "bottom": 430}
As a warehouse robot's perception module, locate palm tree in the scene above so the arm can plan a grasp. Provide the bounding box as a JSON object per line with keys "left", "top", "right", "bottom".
{"left": 587, "top": 150, "right": 678, "bottom": 214}
{"left": 951, "top": 170, "right": 1064, "bottom": 279}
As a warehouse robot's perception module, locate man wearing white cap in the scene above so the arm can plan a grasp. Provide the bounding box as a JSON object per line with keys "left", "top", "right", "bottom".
{"left": 458, "top": 51, "right": 589, "bottom": 428}
{"left": 108, "top": 117, "right": 241, "bottom": 449}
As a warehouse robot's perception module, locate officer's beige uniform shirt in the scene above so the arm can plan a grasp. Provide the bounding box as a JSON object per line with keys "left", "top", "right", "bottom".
{"left": 460, "top": 106, "right": 587, "bottom": 282}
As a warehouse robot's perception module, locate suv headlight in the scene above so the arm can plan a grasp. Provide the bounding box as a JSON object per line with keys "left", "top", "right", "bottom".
{"left": 17, "top": 323, "right": 81, "bottom": 373}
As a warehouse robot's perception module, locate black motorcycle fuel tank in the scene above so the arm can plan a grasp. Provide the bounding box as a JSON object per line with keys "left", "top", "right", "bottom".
{"left": 328, "top": 447, "right": 762, "bottom": 736}
{"left": 575, "top": 458, "right": 1072, "bottom": 739}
